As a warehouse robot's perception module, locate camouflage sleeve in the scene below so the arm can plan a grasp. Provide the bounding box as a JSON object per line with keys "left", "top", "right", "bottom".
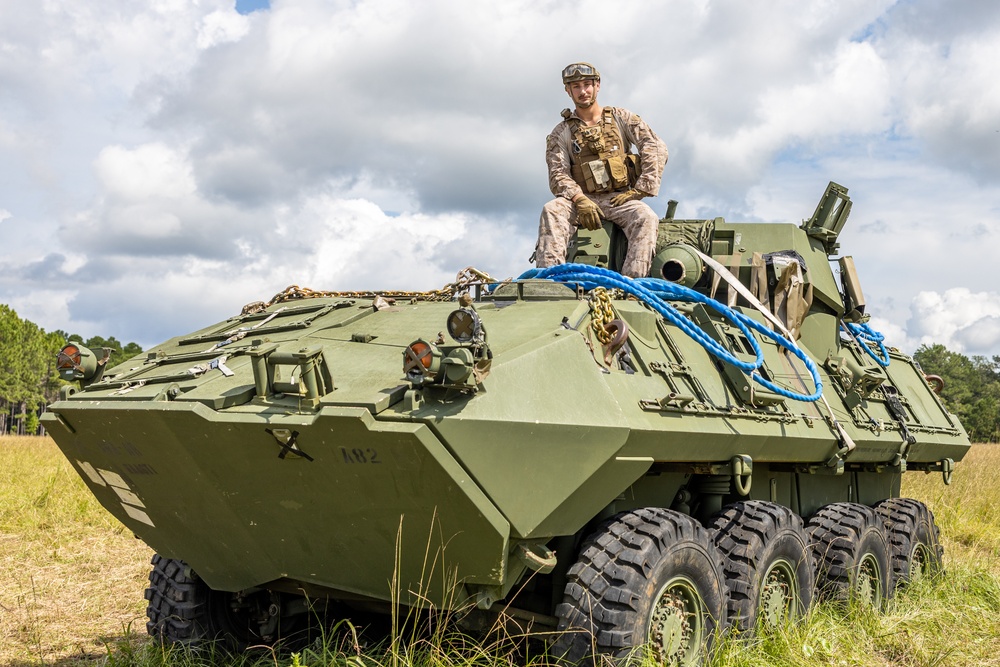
{"left": 545, "top": 123, "right": 584, "bottom": 201}
{"left": 615, "top": 108, "right": 668, "bottom": 197}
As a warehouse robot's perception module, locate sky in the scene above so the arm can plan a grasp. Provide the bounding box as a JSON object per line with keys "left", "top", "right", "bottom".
{"left": 1, "top": 0, "right": 999, "bottom": 355}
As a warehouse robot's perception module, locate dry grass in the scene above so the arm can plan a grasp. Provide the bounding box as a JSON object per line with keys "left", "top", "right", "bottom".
{"left": 902, "top": 442, "right": 1000, "bottom": 577}
{"left": 0, "top": 435, "right": 152, "bottom": 666}
{"left": 1, "top": 437, "right": 999, "bottom": 667}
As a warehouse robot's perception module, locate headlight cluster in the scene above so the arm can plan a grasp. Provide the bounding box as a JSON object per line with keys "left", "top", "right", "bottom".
{"left": 403, "top": 307, "right": 491, "bottom": 389}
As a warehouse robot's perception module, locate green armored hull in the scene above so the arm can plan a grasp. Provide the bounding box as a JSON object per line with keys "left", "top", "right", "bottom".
{"left": 43, "top": 183, "right": 969, "bottom": 662}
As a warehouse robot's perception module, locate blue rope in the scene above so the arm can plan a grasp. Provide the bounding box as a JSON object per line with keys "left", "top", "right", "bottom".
{"left": 845, "top": 321, "right": 891, "bottom": 367}
{"left": 520, "top": 264, "right": 823, "bottom": 402}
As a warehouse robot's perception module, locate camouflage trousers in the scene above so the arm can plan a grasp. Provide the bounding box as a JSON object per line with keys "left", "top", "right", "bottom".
{"left": 535, "top": 193, "right": 658, "bottom": 278}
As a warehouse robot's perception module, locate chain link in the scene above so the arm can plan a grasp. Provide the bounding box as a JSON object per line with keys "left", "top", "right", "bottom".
{"left": 589, "top": 287, "right": 616, "bottom": 344}
{"left": 240, "top": 267, "right": 503, "bottom": 316}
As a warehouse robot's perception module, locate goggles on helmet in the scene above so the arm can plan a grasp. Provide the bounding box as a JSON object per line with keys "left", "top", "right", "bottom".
{"left": 562, "top": 62, "right": 600, "bottom": 84}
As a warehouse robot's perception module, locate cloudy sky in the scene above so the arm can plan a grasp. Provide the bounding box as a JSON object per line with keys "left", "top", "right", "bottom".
{"left": 2, "top": 0, "right": 999, "bottom": 355}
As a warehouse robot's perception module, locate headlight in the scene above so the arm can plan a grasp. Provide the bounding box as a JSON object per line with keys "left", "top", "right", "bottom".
{"left": 446, "top": 308, "right": 482, "bottom": 344}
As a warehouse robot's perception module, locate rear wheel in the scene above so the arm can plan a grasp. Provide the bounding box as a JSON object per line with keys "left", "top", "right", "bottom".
{"left": 806, "top": 503, "right": 890, "bottom": 608}
{"left": 552, "top": 508, "right": 728, "bottom": 665}
{"left": 710, "top": 500, "right": 814, "bottom": 633}
{"left": 874, "top": 497, "right": 943, "bottom": 591}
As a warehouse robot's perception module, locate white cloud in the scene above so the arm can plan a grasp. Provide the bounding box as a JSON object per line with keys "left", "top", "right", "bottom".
{"left": 954, "top": 316, "right": 1000, "bottom": 356}
{"left": 687, "top": 40, "right": 891, "bottom": 189}
{"left": 880, "top": 1, "right": 1000, "bottom": 181}
{"left": 96, "top": 143, "right": 196, "bottom": 200}
{"left": 906, "top": 289, "right": 1000, "bottom": 355}
{"left": 2, "top": 0, "right": 1000, "bottom": 356}
{"left": 20, "top": 181, "right": 531, "bottom": 347}
{"left": 197, "top": 9, "right": 251, "bottom": 49}
{"left": 3, "top": 289, "right": 77, "bottom": 337}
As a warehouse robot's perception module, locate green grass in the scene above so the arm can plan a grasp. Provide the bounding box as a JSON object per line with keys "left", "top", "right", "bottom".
{"left": 2, "top": 437, "right": 999, "bottom": 666}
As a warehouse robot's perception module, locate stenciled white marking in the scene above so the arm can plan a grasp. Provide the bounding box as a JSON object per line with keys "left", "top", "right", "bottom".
{"left": 76, "top": 460, "right": 107, "bottom": 486}
{"left": 110, "top": 485, "right": 146, "bottom": 508}
{"left": 87, "top": 466, "right": 154, "bottom": 527}
{"left": 121, "top": 503, "right": 155, "bottom": 527}
{"left": 97, "top": 468, "right": 130, "bottom": 489}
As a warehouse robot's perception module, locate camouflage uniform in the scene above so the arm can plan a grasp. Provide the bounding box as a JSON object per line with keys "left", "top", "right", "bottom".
{"left": 536, "top": 106, "right": 668, "bottom": 278}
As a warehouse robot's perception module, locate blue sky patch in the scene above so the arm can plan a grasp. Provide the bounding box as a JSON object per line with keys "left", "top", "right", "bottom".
{"left": 235, "top": 0, "right": 270, "bottom": 15}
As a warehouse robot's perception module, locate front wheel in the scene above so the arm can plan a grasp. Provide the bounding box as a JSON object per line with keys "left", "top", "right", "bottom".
{"left": 552, "top": 508, "right": 728, "bottom": 665}
{"left": 143, "top": 554, "right": 322, "bottom": 651}
{"left": 145, "top": 554, "right": 266, "bottom": 650}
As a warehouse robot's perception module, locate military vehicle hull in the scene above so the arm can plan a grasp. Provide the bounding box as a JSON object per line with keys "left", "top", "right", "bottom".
{"left": 44, "top": 183, "right": 969, "bottom": 662}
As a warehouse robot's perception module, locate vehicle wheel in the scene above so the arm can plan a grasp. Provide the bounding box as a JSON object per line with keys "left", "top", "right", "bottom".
{"left": 806, "top": 503, "right": 890, "bottom": 608}
{"left": 873, "top": 497, "right": 943, "bottom": 591}
{"left": 144, "top": 554, "right": 260, "bottom": 650}
{"left": 710, "top": 500, "right": 814, "bottom": 633}
{"left": 551, "top": 508, "right": 728, "bottom": 665}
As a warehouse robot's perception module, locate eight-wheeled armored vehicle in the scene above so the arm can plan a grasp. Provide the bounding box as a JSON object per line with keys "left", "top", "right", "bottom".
{"left": 44, "top": 182, "right": 969, "bottom": 664}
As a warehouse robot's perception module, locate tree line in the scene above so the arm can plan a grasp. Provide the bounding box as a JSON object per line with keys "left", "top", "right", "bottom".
{"left": 1, "top": 303, "right": 998, "bottom": 440}
{"left": 0, "top": 304, "right": 142, "bottom": 435}
{"left": 913, "top": 343, "right": 1000, "bottom": 443}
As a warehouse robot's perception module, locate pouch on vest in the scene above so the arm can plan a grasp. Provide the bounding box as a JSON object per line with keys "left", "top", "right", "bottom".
{"left": 579, "top": 125, "right": 606, "bottom": 154}
{"left": 582, "top": 160, "right": 611, "bottom": 192}
{"left": 606, "top": 155, "right": 629, "bottom": 190}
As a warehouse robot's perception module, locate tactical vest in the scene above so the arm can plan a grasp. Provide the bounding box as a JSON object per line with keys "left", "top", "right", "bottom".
{"left": 563, "top": 107, "right": 639, "bottom": 194}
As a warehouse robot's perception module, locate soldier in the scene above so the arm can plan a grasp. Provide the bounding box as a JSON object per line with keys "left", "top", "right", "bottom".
{"left": 535, "top": 62, "right": 668, "bottom": 278}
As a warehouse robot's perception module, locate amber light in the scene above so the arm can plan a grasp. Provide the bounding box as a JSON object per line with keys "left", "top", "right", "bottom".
{"left": 402, "top": 340, "right": 441, "bottom": 382}
{"left": 57, "top": 344, "right": 82, "bottom": 371}
{"left": 404, "top": 342, "right": 433, "bottom": 372}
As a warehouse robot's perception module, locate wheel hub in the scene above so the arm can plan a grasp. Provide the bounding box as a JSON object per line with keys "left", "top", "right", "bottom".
{"left": 649, "top": 577, "right": 703, "bottom": 666}
{"left": 855, "top": 553, "right": 882, "bottom": 607}
{"left": 911, "top": 543, "right": 931, "bottom": 581}
{"left": 759, "top": 560, "right": 795, "bottom": 627}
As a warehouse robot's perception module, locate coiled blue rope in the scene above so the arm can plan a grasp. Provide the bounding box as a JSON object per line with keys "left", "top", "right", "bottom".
{"left": 519, "top": 263, "right": 823, "bottom": 402}
{"left": 844, "top": 321, "right": 891, "bottom": 367}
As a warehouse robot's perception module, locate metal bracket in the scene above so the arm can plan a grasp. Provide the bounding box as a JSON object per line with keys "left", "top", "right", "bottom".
{"left": 516, "top": 543, "right": 557, "bottom": 575}
{"left": 940, "top": 458, "right": 954, "bottom": 485}
{"left": 731, "top": 455, "right": 753, "bottom": 496}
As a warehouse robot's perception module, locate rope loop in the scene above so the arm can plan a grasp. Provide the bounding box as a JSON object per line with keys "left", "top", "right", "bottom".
{"left": 844, "top": 321, "right": 891, "bottom": 367}
{"left": 522, "top": 264, "right": 823, "bottom": 402}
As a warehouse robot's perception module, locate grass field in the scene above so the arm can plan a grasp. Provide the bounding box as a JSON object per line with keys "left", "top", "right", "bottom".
{"left": 2, "top": 435, "right": 998, "bottom": 667}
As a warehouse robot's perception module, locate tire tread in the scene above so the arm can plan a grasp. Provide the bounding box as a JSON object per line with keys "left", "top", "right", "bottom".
{"left": 552, "top": 508, "right": 727, "bottom": 664}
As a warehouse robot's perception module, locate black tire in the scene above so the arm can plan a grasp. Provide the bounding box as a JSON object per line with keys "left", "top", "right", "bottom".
{"left": 552, "top": 508, "right": 728, "bottom": 666}
{"left": 873, "top": 497, "right": 943, "bottom": 591}
{"left": 710, "top": 500, "right": 815, "bottom": 633}
{"left": 144, "top": 554, "right": 259, "bottom": 650}
{"left": 806, "top": 502, "right": 890, "bottom": 608}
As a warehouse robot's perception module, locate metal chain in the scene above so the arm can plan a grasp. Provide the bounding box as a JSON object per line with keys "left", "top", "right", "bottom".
{"left": 240, "top": 267, "right": 503, "bottom": 316}
{"left": 589, "top": 287, "right": 616, "bottom": 344}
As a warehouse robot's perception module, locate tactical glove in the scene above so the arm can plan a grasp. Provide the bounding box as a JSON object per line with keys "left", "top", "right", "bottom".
{"left": 575, "top": 196, "right": 602, "bottom": 231}
{"left": 610, "top": 189, "right": 644, "bottom": 206}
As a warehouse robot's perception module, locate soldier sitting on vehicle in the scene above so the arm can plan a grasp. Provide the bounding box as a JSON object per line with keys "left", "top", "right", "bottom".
{"left": 534, "top": 62, "right": 668, "bottom": 278}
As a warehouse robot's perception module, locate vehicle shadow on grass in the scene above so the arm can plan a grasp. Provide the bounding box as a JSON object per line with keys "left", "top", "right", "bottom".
{"left": 6, "top": 633, "right": 147, "bottom": 667}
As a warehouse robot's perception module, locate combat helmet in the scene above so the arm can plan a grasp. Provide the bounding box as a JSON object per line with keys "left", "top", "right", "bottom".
{"left": 562, "top": 62, "right": 600, "bottom": 84}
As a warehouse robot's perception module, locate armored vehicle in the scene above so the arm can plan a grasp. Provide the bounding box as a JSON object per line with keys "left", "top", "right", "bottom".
{"left": 44, "top": 182, "right": 968, "bottom": 665}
